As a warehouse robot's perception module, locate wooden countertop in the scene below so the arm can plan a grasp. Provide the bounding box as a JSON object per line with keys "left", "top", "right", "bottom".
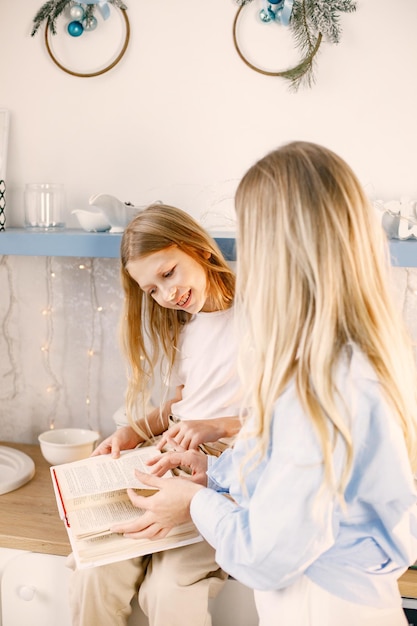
{"left": 399, "top": 568, "right": 417, "bottom": 599}
{"left": 0, "top": 442, "right": 71, "bottom": 556}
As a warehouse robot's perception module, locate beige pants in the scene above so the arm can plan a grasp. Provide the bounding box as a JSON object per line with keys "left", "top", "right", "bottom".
{"left": 254, "top": 575, "right": 408, "bottom": 626}
{"left": 67, "top": 539, "right": 227, "bottom": 626}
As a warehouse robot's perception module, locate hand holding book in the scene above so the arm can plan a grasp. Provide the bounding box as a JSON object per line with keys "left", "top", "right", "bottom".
{"left": 112, "top": 450, "right": 207, "bottom": 539}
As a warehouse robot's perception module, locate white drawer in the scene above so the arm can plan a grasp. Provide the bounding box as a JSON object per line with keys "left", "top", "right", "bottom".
{"left": 0, "top": 551, "right": 71, "bottom": 626}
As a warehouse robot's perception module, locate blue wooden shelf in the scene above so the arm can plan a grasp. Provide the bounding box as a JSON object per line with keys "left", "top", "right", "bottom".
{"left": 0, "top": 228, "right": 416, "bottom": 266}
{"left": 0, "top": 228, "right": 122, "bottom": 258}
{"left": 388, "top": 239, "right": 417, "bottom": 268}
{"left": 0, "top": 228, "right": 237, "bottom": 261}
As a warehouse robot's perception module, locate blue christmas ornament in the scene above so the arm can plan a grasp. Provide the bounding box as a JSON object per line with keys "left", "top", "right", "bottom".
{"left": 67, "top": 20, "right": 84, "bottom": 36}
{"left": 268, "top": 6, "right": 276, "bottom": 19}
{"left": 259, "top": 8, "right": 272, "bottom": 22}
{"left": 83, "top": 15, "right": 98, "bottom": 31}
{"left": 259, "top": 0, "right": 294, "bottom": 26}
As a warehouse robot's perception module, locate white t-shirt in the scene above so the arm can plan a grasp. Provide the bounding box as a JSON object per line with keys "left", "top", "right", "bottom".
{"left": 169, "top": 307, "right": 241, "bottom": 422}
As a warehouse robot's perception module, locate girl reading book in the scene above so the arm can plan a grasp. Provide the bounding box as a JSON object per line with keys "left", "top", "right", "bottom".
{"left": 68, "top": 204, "right": 242, "bottom": 626}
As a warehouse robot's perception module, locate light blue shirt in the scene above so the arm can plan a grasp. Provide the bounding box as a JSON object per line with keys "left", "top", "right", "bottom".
{"left": 190, "top": 346, "right": 417, "bottom": 607}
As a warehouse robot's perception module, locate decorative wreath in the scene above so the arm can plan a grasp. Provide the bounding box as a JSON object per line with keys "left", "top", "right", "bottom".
{"left": 233, "top": 0, "right": 356, "bottom": 90}
{"left": 31, "top": 0, "right": 129, "bottom": 77}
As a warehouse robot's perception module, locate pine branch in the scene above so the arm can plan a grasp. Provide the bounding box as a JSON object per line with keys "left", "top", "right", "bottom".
{"left": 84, "top": 4, "right": 94, "bottom": 21}
{"left": 288, "top": 0, "right": 320, "bottom": 87}
{"left": 31, "top": 0, "right": 56, "bottom": 36}
{"left": 286, "top": 0, "right": 356, "bottom": 88}
{"left": 31, "top": 0, "right": 70, "bottom": 36}
{"left": 309, "top": 0, "right": 356, "bottom": 44}
{"left": 285, "top": 32, "right": 322, "bottom": 91}
{"left": 291, "top": 1, "right": 316, "bottom": 54}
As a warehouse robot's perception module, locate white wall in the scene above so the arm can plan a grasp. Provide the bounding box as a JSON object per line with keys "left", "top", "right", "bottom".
{"left": 0, "top": 0, "right": 416, "bottom": 443}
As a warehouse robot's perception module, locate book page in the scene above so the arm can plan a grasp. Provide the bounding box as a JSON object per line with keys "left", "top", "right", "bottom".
{"left": 52, "top": 446, "right": 167, "bottom": 504}
{"left": 67, "top": 489, "right": 150, "bottom": 538}
{"left": 72, "top": 521, "right": 202, "bottom": 568}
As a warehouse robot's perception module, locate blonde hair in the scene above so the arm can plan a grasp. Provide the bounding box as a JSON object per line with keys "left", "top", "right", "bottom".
{"left": 120, "top": 204, "right": 235, "bottom": 433}
{"left": 235, "top": 141, "right": 417, "bottom": 490}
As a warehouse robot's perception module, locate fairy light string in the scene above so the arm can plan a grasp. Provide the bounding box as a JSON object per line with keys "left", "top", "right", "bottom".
{"left": 42, "top": 256, "right": 61, "bottom": 429}
{"left": 0, "top": 255, "right": 18, "bottom": 401}
{"left": 80, "top": 258, "right": 104, "bottom": 431}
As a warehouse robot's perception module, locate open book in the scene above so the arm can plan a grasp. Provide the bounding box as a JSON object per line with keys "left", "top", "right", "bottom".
{"left": 50, "top": 445, "right": 202, "bottom": 569}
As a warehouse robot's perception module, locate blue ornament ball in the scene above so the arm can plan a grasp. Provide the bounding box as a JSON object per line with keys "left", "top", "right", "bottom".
{"left": 83, "top": 16, "right": 98, "bottom": 31}
{"left": 259, "top": 9, "right": 272, "bottom": 22}
{"left": 67, "top": 20, "right": 84, "bottom": 37}
{"left": 69, "top": 5, "right": 85, "bottom": 20}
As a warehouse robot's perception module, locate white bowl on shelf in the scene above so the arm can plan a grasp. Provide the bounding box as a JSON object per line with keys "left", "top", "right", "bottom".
{"left": 89, "top": 194, "right": 161, "bottom": 232}
{"left": 38, "top": 428, "right": 100, "bottom": 465}
{"left": 72, "top": 209, "right": 111, "bottom": 232}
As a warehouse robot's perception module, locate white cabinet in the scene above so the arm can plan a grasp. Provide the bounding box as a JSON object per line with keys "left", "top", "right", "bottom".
{"left": 0, "top": 549, "right": 71, "bottom": 626}
{"left": 0, "top": 548, "right": 146, "bottom": 626}
{"left": 0, "top": 548, "right": 258, "bottom": 626}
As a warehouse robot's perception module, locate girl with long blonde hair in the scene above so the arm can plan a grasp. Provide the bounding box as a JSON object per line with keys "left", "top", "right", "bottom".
{"left": 121, "top": 143, "right": 417, "bottom": 626}
{"left": 119, "top": 202, "right": 236, "bottom": 441}
{"left": 69, "top": 204, "right": 242, "bottom": 626}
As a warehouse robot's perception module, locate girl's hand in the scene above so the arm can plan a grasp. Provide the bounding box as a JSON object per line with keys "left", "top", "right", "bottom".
{"left": 156, "top": 417, "right": 240, "bottom": 451}
{"left": 110, "top": 472, "right": 203, "bottom": 539}
{"left": 147, "top": 447, "right": 209, "bottom": 484}
{"left": 91, "top": 426, "right": 141, "bottom": 459}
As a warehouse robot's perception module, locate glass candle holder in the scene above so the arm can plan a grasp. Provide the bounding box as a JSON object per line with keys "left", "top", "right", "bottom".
{"left": 24, "top": 183, "right": 66, "bottom": 229}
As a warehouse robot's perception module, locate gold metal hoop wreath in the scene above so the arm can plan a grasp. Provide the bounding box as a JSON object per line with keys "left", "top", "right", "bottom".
{"left": 232, "top": 3, "right": 322, "bottom": 80}
{"left": 45, "top": 8, "right": 130, "bottom": 78}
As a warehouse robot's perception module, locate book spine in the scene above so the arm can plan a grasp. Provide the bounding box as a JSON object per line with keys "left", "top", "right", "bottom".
{"left": 52, "top": 468, "right": 70, "bottom": 528}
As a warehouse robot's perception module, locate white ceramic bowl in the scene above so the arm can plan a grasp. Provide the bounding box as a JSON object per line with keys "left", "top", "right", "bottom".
{"left": 89, "top": 194, "right": 162, "bottom": 232}
{"left": 100, "top": 204, "right": 144, "bottom": 232}
{"left": 72, "top": 209, "right": 111, "bottom": 232}
{"left": 38, "top": 428, "right": 100, "bottom": 465}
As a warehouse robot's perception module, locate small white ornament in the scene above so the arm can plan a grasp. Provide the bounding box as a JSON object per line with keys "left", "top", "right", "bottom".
{"left": 69, "top": 4, "right": 85, "bottom": 21}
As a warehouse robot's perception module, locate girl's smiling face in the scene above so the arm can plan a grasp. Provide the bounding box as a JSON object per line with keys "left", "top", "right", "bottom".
{"left": 127, "top": 245, "right": 215, "bottom": 313}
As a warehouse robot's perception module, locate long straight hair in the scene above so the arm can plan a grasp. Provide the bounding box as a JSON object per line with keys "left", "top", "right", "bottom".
{"left": 235, "top": 141, "right": 417, "bottom": 490}
{"left": 120, "top": 204, "right": 235, "bottom": 434}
